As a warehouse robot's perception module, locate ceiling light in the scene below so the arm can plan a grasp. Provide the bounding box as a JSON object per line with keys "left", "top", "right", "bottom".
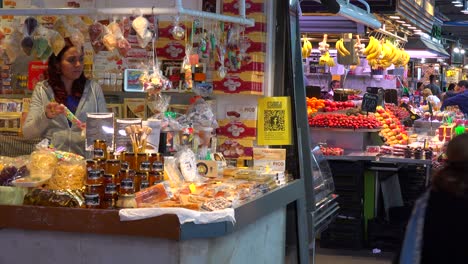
{"left": 455, "top": 3, "right": 463, "bottom": 6}
{"left": 413, "top": 29, "right": 422, "bottom": 32}
{"left": 403, "top": 23, "right": 411, "bottom": 26}
{"left": 389, "top": 15, "right": 400, "bottom": 19}
{"left": 408, "top": 26, "right": 417, "bottom": 29}
{"left": 454, "top": 47, "right": 460, "bottom": 53}
{"left": 396, "top": 20, "right": 406, "bottom": 24}
{"left": 462, "top": 49, "right": 466, "bottom": 54}
{"left": 452, "top": 0, "right": 462, "bottom": 3}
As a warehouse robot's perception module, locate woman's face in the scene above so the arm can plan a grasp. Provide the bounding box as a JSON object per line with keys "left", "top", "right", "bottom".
{"left": 59, "top": 47, "right": 84, "bottom": 82}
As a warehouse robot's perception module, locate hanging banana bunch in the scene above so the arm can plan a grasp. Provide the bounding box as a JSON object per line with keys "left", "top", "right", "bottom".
{"left": 335, "top": 38, "right": 350, "bottom": 57}
{"left": 364, "top": 36, "right": 381, "bottom": 61}
{"left": 302, "top": 36, "right": 313, "bottom": 58}
{"left": 318, "top": 34, "right": 334, "bottom": 67}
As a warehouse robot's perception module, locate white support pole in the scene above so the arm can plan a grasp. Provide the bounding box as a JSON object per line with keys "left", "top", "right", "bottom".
{"left": 0, "top": 0, "right": 255, "bottom": 26}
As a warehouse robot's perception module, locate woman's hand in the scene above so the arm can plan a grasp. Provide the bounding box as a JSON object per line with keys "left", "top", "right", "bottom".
{"left": 45, "top": 102, "right": 65, "bottom": 119}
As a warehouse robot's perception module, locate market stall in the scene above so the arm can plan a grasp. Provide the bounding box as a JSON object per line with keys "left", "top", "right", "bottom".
{"left": 0, "top": 1, "right": 316, "bottom": 263}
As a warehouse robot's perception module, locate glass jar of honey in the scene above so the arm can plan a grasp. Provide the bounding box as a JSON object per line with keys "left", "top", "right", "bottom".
{"left": 105, "top": 159, "right": 121, "bottom": 177}
{"left": 119, "top": 169, "right": 136, "bottom": 194}
{"left": 116, "top": 194, "right": 136, "bottom": 208}
{"left": 139, "top": 161, "right": 151, "bottom": 173}
{"left": 93, "top": 139, "right": 107, "bottom": 160}
{"left": 103, "top": 173, "right": 116, "bottom": 186}
{"left": 149, "top": 171, "right": 164, "bottom": 185}
{"left": 102, "top": 183, "right": 118, "bottom": 209}
{"left": 84, "top": 184, "right": 104, "bottom": 209}
{"left": 86, "top": 159, "right": 98, "bottom": 172}
{"left": 148, "top": 153, "right": 163, "bottom": 165}
{"left": 123, "top": 152, "right": 137, "bottom": 170}
{"left": 137, "top": 153, "right": 148, "bottom": 169}
{"left": 86, "top": 169, "right": 103, "bottom": 185}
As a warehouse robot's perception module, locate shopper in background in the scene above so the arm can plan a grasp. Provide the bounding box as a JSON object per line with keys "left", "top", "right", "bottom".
{"left": 441, "top": 83, "right": 456, "bottom": 101}
{"left": 323, "top": 80, "right": 340, "bottom": 100}
{"left": 414, "top": 82, "right": 424, "bottom": 96}
{"left": 23, "top": 38, "right": 107, "bottom": 156}
{"left": 399, "top": 134, "right": 468, "bottom": 264}
{"left": 422, "top": 88, "right": 441, "bottom": 111}
{"left": 441, "top": 80, "right": 468, "bottom": 115}
{"left": 425, "top": 75, "right": 442, "bottom": 99}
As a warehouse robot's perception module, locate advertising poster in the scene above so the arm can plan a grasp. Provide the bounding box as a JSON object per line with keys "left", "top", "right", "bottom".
{"left": 257, "top": 96, "right": 292, "bottom": 145}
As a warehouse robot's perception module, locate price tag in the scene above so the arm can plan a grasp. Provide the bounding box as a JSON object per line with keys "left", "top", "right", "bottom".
{"left": 361, "top": 93, "right": 378, "bottom": 113}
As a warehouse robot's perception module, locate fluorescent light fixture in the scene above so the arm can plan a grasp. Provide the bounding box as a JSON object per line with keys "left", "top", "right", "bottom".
{"left": 408, "top": 26, "right": 417, "bottom": 29}
{"left": 461, "top": 49, "right": 466, "bottom": 54}
{"left": 389, "top": 15, "right": 400, "bottom": 19}
{"left": 403, "top": 23, "right": 411, "bottom": 26}
{"left": 455, "top": 3, "right": 463, "bottom": 7}
{"left": 405, "top": 50, "right": 442, "bottom": 58}
{"left": 452, "top": 0, "right": 462, "bottom": 3}
{"left": 413, "top": 29, "right": 422, "bottom": 32}
{"left": 396, "top": 20, "right": 406, "bottom": 24}
{"left": 454, "top": 47, "right": 460, "bottom": 53}
{"left": 324, "top": 0, "right": 382, "bottom": 29}
{"left": 421, "top": 58, "right": 426, "bottom": 63}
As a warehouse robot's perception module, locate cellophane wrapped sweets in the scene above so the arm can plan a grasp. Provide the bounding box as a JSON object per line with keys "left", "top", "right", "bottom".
{"left": 47, "top": 158, "right": 86, "bottom": 190}
{"left": 23, "top": 188, "right": 84, "bottom": 207}
{"left": 29, "top": 149, "right": 58, "bottom": 177}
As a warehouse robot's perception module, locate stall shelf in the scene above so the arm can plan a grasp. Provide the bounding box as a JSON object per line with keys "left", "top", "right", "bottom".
{"left": 0, "top": 180, "right": 303, "bottom": 263}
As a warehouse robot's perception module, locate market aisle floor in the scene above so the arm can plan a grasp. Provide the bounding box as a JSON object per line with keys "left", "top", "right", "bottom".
{"left": 314, "top": 247, "right": 394, "bottom": 264}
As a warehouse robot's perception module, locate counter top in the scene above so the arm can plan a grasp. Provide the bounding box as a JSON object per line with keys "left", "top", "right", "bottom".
{"left": 324, "top": 151, "right": 433, "bottom": 165}
{"left": 0, "top": 179, "right": 304, "bottom": 241}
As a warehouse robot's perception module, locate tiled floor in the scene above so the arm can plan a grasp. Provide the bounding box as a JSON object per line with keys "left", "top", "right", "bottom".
{"left": 314, "top": 247, "right": 394, "bottom": 264}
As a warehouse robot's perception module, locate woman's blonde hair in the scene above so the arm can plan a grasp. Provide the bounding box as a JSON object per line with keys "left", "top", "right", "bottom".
{"left": 422, "top": 88, "right": 433, "bottom": 98}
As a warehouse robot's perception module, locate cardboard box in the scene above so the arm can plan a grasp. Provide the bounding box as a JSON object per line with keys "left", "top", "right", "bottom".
{"left": 124, "top": 98, "right": 147, "bottom": 119}
{"left": 253, "top": 148, "right": 286, "bottom": 172}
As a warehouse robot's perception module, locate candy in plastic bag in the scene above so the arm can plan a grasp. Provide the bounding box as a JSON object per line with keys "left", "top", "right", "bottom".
{"left": 132, "top": 16, "right": 149, "bottom": 39}
{"left": 24, "top": 17, "right": 38, "bottom": 36}
{"left": 20, "top": 36, "right": 34, "bottom": 56}
{"left": 4, "top": 31, "right": 23, "bottom": 62}
{"left": 32, "top": 37, "right": 49, "bottom": 58}
{"left": 89, "top": 22, "right": 105, "bottom": 43}
{"left": 68, "top": 27, "right": 85, "bottom": 51}
{"left": 102, "top": 32, "right": 117, "bottom": 51}
{"left": 66, "top": 16, "right": 88, "bottom": 37}
{"left": 48, "top": 29, "right": 65, "bottom": 56}
{"left": 53, "top": 16, "right": 71, "bottom": 38}
{"left": 176, "top": 147, "right": 203, "bottom": 182}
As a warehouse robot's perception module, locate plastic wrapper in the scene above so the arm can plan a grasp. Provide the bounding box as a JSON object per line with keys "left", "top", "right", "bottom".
{"left": 24, "top": 17, "right": 38, "bottom": 36}
{"left": 135, "top": 181, "right": 172, "bottom": 206}
{"left": 29, "top": 149, "right": 58, "bottom": 176}
{"left": 139, "top": 64, "right": 173, "bottom": 92}
{"left": 102, "top": 31, "right": 117, "bottom": 52}
{"left": 119, "top": 17, "right": 132, "bottom": 38}
{"left": 164, "top": 156, "right": 185, "bottom": 187}
{"left": 89, "top": 22, "right": 105, "bottom": 53}
{"left": 137, "top": 31, "right": 152, "bottom": 49}
{"left": 117, "top": 37, "right": 131, "bottom": 57}
{"left": 132, "top": 15, "right": 149, "bottom": 39}
{"left": 53, "top": 16, "right": 71, "bottom": 38}
{"left": 186, "top": 98, "right": 218, "bottom": 130}
{"left": 0, "top": 186, "right": 28, "bottom": 205}
{"left": 115, "top": 118, "right": 142, "bottom": 153}
{"left": 20, "top": 36, "right": 34, "bottom": 56}
{"left": 147, "top": 93, "right": 171, "bottom": 118}
{"left": 66, "top": 16, "right": 88, "bottom": 37}
{"left": 68, "top": 27, "right": 85, "bottom": 51}
{"left": 48, "top": 29, "right": 65, "bottom": 56}
{"left": 0, "top": 155, "right": 30, "bottom": 186}
{"left": 182, "top": 47, "right": 193, "bottom": 90}
{"left": 23, "top": 188, "right": 84, "bottom": 207}
{"left": 176, "top": 147, "right": 203, "bottom": 182}
{"left": 47, "top": 159, "right": 86, "bottom": 190}
{"left": 201, "top": 197, "right": 232, "bottom": 211}
{"left": 4, "top": 30, "right": 23, "bottom": 62}
{"left": 32, "top": 36, "right": 50, "bottom": 58}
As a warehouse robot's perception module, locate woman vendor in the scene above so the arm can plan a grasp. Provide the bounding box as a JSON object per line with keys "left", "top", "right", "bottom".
{"left": 23, "top": 38, "right": 107, "bottom": 156}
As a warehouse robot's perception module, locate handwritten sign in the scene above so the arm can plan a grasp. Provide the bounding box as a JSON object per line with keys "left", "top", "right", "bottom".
{"left": 361, "top": 93, "right": 378, "bottom": 113}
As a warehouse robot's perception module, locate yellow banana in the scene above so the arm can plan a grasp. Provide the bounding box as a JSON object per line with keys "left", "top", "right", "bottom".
{"left": 336, "top": 39, "right": 347, "bottom": 57}
{"left": 366, "top": 42, "right": 381, "bottom": 60}
{"left": 364, "top": 36, "right": 377, "bottom": 55}
{"left": 339, "top": 39, "right": 351, "bottom": 56}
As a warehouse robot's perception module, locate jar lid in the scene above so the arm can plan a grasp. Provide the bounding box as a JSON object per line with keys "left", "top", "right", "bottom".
{"left": 103, "top": 173, "right": 115, "bottom": 178}
{"left": 119, "top": 193, "right": 135, "bottom": 198}
{"left": 94, "top": 139, "right": 107, "bottom": 143}
{"left": 106, "top": 159, "right": 121, "bottom": 164}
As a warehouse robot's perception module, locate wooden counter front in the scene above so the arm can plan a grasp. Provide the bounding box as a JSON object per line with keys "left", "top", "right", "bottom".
{"left": 0, "top": 205, "right": 181, "bottom": 240}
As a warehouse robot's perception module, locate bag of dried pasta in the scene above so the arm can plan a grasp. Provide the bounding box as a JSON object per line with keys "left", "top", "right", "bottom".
{"left": 47, "top": 158, "right": 86, "bottom": 190}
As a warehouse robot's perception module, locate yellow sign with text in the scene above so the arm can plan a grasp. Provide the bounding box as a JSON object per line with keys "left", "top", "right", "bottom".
{"left": 257, "top": 97, "right": 292, "bottom": 145}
